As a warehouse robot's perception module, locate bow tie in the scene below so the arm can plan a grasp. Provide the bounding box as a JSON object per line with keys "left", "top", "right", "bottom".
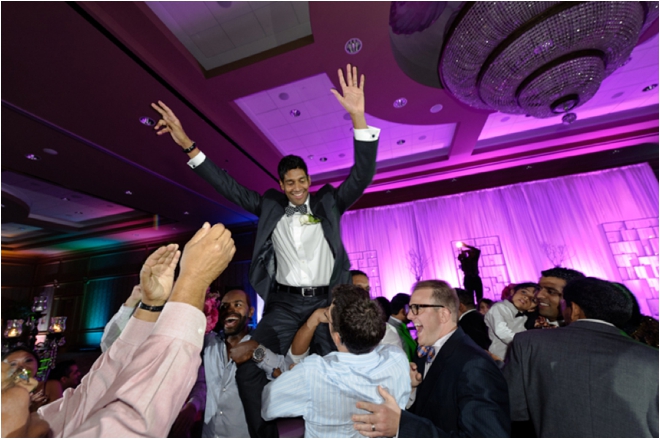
{"left": 515, "top": 311, "right": 525, "bottom": 318}
{"left": 417, "top": 345, "right": 436, "bottom": 363}
{"left": 285, "top": 204, "right": 308, "bottom": 217}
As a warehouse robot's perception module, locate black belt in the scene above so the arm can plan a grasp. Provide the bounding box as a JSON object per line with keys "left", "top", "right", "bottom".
{"left": 277, "top": 283, "right": 329, "bottom": 297}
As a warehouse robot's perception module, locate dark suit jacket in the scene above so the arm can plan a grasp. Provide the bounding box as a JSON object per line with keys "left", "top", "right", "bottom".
{"left": 193, "top": 137, "right": 378, "bottom": 301}
{"left": 399, "top": 327, "right": 510, "bottom": 437}
{"left": 504, "top": 320, "right": 659, "bottom": 438}
{"left": 458, "top": 309, "right": 491, "bottom": 350}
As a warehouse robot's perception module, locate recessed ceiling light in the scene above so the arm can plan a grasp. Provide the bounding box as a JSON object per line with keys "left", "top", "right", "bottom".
{"left": 393, "top": 98, "right": 407, "bottom": 109}
{"left": 25, "top": 154, "right": 41, "bottom": 161}
{"left": 278, "top": 92, "right": 289, "bottom": 101}
{"left": 339, "top": 153, "right": 346, "bottom": 158}
{"left": 290, "top": 109, "right": 301, "bottom": 117}
{"left": 125, "top": 190, "right": 133, "bottom": 195}
{"left": 43, "top": 148, "right": 58, "bottom": 155}
{"left": 612, "top": 149, "right": 621, "bottom": 154}
{"left": 386, "top": 190, "right": 392, "bottom": 194}
{"left": 319, "top": 157, "right": 327, "bottom": 162}
{"left": 611, "top": 91, "right": 624, "bottom": 99}
{"left": 562, "top": 113, "right": 577, "bottom": 125}
{"left": 133, "top": 234, "right": 140, "bottom": 237}
{"left": 430, "top": 104, "right": 443, "bottom": 113}
{"left": 397, "top": 139, "right": 406, "bottom": 145}
{"left": 526, "top": 165, "right": 533, "bottom": 169}
{"left": 183, "top": 211, "right": 189, "bottom": 215}
{"left": 74, "top": 211, "right": 83, "bottom": 214}
{"left": 642, "top": 84, "right": 657, "bottom": 92}
{"left": 451, "top": 178, "right": 458, "bottom": 182}
{"left": 61, "top": 197, "right": 70, "bottom": 201}
{"left": 501, "top": 116, "right": 510, "bottom": 122}
{"left": 345, "top": 38, "right": 362, "bottom": 55}
{"left": 307, "top": 155, "right": 314, "bottom": 160}
{"left": 140, "top": 117, "right": 155, "bottom": 126}
{"left": 1, "top": 204, "right": 4, "bottom": 208}
{"left": 418, "top": 135, "right": 427, "bottom": 140}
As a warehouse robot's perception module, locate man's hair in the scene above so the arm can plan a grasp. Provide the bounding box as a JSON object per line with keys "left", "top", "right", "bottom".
{"left": 390, "top": 293, "right": 411, "bottom": 315}
{"left": 374, "top": 297, "right": 391, "bottom": 321}
{"left": 1, "top": 346, "right": 40, "bottom": 363}
{"left": 350, "top": 269, "right": 368, "bottom": 278}
{"left": 222, "top": 288, "right": 252, "bottom": 309}
{"left": 540, "top": 267, "right": 586, "bottom": 283}
{"left": 412, "top": 280, "right": 459, "bottom": 321}
{"left": 455, "top": 288, "right": 475, "bottom": 308}
{"left": 563, "top": 277, "right": 633, "bottom": 327}
{"left": 49, "top": 360, "right": 76, "bottom": 381}
{"left": 331, "top": 285, "right": 384, "bottom": 354}
{"left": 277, "top": 155, "right": 308, "bottom": 181}
{"left": 478, "top": 298, "right": 494, "bottom": 307}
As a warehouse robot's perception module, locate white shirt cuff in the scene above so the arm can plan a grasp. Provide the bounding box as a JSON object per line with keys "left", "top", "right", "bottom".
{"left": 354, "top": 126, "right": 380, "bottom": 142}
{"left": 187, "top": 151, "right": 206, "bottom": 169}
{"left": 287, "top": 346, "right": 310, "bottom": 364}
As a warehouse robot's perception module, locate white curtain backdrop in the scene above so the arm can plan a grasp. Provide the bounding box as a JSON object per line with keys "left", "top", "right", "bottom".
{"left": 341, "top": 163, "right": 659, "bottom": 316}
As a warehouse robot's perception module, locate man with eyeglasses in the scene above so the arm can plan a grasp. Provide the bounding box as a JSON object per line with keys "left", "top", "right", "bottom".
{"left": 352, "top": 280, "right": 510, "bottom": 437}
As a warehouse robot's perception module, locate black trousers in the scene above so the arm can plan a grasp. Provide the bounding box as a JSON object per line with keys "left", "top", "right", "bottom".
{"left": 236, "top": 289, "right": 334, "bottom": 437}
{"left": 464, "top": 274, "right": 484, "bottom": 304}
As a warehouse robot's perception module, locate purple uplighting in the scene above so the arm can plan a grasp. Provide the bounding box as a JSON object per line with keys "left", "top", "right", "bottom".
{"left": 342, "top": 164, "right": 659, "bottom": 317}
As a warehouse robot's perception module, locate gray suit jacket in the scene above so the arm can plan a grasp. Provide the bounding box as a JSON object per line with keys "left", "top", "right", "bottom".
{"left": 504, "top": 320, "right": 659, "bottom": 438}
{"left": 193, "top": 137, "right": 378, "bottom": 301}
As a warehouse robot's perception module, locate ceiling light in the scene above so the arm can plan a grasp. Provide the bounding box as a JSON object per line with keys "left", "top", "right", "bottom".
{"left": 642, "top": 84, "right": 658, "bottom": 92}
{"left": 25, "top": 154, "right": 41, "bottom": 161}
{"left": 393, "top": 98, "right": 407, "bottom": 108}
{"left": 430, "top": 104, "right": 443, "bottom": 113}
{"left": 418, "top": 135, "right": 427, "bottom": 140}
{"left": 278, "top": 92, "right": 289, "bottom": 100}
{"left": 339, "top": 153, "right": 346, "bottom": 158}
{"left": 319, "top": 157, "right": 328, "bottom": 162}
{"left": 562, "top": 113, "right": 577, "bottom": 125}
{"left": 125, "top": 190, "right": 133, "bottom": 195}
{"left": 501, "top": 116, "right": 510, "bottom": 122}
{"left": 612, "top": 149, "right": 621, "bottom": 154}
{"left": 526, "top": 165, "right": 533, "bottom": 169}
{"left": 611, "top": 91, "right": 624, "bottom": 99}
{"left": 290, "top": 109, "right": 301, "bottom": 117}
{"left": 43, "top": 148, "right": 58, "bottom": 155}
{"left": 345, "top": 38, "right": 363, "bottom": 55}
{"left": 308, "top": 155, "right": 314, "bottom": 159}
{"left": 61, "top": 197, "right": 70, "bottom": 201}
{"left": 1, "top": 204, "right": 4, "bottom": 208}
{"left": 397, "top": 139, "right": 406, "bottom": 145}
{"left": 438, "top": 2, "right": 657, "bottom": 118}
{"left": 183, "top": 211, "right": 189, "bottom": 215}
{"left": 139, "top": 117, "right": 155, "bottom": 126}
{"left": 74, "top": 211, "right": 83, "bottom": 214}
{"left": 451, "top": 178, "right": 458, "bottom": 182}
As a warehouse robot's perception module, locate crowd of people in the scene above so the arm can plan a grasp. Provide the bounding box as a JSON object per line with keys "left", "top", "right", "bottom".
{"left": 2, "top": 64, "right": 657, "bottom": 438}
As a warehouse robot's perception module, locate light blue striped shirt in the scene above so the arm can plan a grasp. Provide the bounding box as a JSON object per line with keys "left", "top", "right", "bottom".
{"left": 262, "top": 344, "right": 411, "bottom": 438}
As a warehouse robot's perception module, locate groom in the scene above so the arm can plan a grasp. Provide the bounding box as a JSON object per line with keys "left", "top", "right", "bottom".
{"left": 152, "top": 64, "right": 379, "bottom": 437}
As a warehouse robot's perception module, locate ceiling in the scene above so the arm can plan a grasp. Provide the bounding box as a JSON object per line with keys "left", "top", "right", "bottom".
{"left": 2, "top": 2, "right": 658, "bottom": 259}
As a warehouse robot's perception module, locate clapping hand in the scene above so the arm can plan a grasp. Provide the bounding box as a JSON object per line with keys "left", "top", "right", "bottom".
{"left": 139, "top": 244, "right": 181, "bottom": 306}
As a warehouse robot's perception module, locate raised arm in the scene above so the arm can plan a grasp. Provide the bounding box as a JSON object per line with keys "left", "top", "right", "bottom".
{"left": 151, "top": 101, "right": 263, "bottom": 214}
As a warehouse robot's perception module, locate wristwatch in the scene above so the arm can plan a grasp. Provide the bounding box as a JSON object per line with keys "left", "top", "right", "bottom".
{"left": 252, "top": 344, "right": 266, "bottom": 363}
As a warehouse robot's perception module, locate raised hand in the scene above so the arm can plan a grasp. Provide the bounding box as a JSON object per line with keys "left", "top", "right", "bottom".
{"left": 331, "top": 64, "right": 367, "bottom": 128}
{"left": 139, "top": 243, "right": 181, "bottom": 306}
{"left": 179, "top": 223, "right": 236, "bottom": 287}
{"left": 352, "top": 386, "right": 401, "bottom": 437}
{"left": 151, "top": 101, "right": 194, "bottom": 150}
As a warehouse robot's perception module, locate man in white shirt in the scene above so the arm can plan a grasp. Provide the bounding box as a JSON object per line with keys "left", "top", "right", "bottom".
{"left": 504, "top": 277, "right": 658, "bottom": 437}
{"left": 151, "top": 64, "right": 379, "bottom": 437}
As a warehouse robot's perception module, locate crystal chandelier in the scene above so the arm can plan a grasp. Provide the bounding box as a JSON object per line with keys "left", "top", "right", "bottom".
{"left": 438, "top": 2, "right": 659, "bottom": 118}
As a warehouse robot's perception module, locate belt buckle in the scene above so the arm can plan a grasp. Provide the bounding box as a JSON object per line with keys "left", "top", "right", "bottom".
{"left": 301, "top": 287, "right": 316, "bottom": 297}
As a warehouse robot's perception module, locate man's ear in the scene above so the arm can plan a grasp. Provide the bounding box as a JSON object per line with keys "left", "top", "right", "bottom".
{"left": 279, "top": 180, "right": 285, "bottom": 191}
{"left": 248, "top": 306, "right": 255, "bottom": 319}
{"left": 331, "top": 330, "right": 342, "bottom": 348}
{"left": 571, "top": 302, "right": 586, "bottom": 322}
{"left": 307, "top": 175, "right": 312, "bottom": 186}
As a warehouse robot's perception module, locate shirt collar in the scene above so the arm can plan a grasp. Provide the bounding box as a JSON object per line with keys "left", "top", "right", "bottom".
{"left": 576, "top": 318, "right": 615, "bottom": 327}
{"left": 389, "top": 316, "right": 402, "bottom": 325}
{"left": 430, "top": 328, "right": 457, "bottom": 357}
{"left": 287, "top": 195, "right": 311, "bottom": 212}
{"left": 458, "top": 308, "right": 476, "bottom": 321}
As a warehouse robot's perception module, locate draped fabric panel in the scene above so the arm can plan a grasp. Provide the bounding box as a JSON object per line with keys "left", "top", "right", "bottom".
{"left": 341, "top": 164, "right": 659, "bottom": 316}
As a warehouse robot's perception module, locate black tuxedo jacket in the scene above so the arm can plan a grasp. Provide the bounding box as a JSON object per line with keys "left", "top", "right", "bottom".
{"left": 399, "top": 327, "right": 510, "bottom": 437}
{"left": 458, "top": 309, "right": 491, "bottom": 350}
{"left": 193, "top": 137, "right": 378, "bottom": 301}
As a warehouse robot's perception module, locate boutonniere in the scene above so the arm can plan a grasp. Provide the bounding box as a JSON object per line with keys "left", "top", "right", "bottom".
{"left": 299, "top": 214, "right": 322, "bottom": 225}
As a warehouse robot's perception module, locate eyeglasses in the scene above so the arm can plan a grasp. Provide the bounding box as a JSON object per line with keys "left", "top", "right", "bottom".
{"left": 405, "top": 303, "right": 445, "bottom": 315}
